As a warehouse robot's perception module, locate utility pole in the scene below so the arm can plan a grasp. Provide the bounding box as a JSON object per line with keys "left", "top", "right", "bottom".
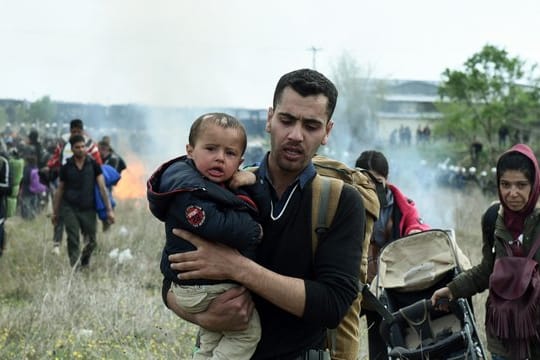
{"left": 307, "top": 46, "right": 322, "bottom": 70}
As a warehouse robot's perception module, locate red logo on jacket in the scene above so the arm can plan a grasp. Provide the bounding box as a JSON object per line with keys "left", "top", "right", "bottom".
{"left": 185, "top": 205, "right": 206, "bottom": 227}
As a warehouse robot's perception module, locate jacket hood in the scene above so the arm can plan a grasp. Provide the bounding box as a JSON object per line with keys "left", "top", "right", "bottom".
{"left": 146, "top": 155, "right": 258, "bottom": 221}
{"left": 146, "top": 156, "right": 204, "bottom": 221}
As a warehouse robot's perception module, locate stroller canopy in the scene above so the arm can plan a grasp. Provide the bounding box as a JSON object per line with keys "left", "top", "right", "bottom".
{"left": 377, "top": 230, "right": 472, "bottom": 293}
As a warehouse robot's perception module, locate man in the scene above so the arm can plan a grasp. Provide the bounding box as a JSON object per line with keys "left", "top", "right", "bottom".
{"left": 98, "top": 138, "right": 126, "bottom": 174}
{"left": 97, "top": 138, "right": 125, "bottom": 232}
{"left": 51, "top": 134, "right": 114, "bottom": 268}
{"left": 166, "top": 69, "right": 365, "bottom": 359}
{"left": 46, "top": 118, "right": 102, "bottom": 254}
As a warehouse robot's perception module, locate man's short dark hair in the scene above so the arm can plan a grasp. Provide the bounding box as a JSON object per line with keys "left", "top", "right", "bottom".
{"left": 70, "top": 119, "right": 84, "bottom": 130}
{"left": 69, "top": 134, "right": 85, "bottom": 147}
{"left": 272, "top": 69, "right": 338, "bottom": 119}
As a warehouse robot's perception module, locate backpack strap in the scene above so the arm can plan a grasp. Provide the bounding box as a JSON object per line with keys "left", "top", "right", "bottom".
{"left": 527, "top": 234, "right": 540, "bottom": 259}
{"left": 482, "top": 202, "right": 500, "bottom": 250}
{"left": 311, "top": 174, "right": 344, "bottom": 256}
{"left": 311, "top": 174, "right": 344, "bottom": 354}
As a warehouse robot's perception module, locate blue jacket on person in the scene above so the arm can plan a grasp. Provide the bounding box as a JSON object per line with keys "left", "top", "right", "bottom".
{"left": 95, "top": 164, "right": 121, "bottom": 220}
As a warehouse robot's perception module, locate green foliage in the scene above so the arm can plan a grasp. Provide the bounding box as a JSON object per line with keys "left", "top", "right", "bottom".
{"left": 28, "top": 96, "right": 57, "bottom": 126}
{"left": 0, "top": 108, "right": 8, "bottom": 129}
{"left": 436, "top": 44, "right": 540, "bottom": 164}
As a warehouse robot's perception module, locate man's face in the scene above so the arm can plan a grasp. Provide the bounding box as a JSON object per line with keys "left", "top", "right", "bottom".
{"left": 265, "top": 87, "right": 333, "bottom": 177}
{"left": 70, "top": 127, "right": 83, "bottom": 137}
{"left": 71, "top": 141, "right": 87, "bottom": 159}
{"left": 98, "top": 144, "right": 110, "bottom": 157}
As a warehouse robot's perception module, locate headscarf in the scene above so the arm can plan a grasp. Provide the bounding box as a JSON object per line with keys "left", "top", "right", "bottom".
{"left": 497, "top": 144, "right": 540, "bottom": 240}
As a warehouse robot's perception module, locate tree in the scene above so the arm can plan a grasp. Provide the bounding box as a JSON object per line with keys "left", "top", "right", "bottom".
{"left": 436, "top": 44, "right": 540, "bottom": 164}
{"left": 329, "top": 52, "right": 385, "bottom": 163}
{"left": 0, "top": 107, "right": 8, "bottom": 130}
{"left": 28, "top": 96, "right": 57, "bottom": 128}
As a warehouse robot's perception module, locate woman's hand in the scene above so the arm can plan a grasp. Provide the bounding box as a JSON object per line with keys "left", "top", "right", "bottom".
{"left": 431, "top": 286, "right": 453, "bottom": 311}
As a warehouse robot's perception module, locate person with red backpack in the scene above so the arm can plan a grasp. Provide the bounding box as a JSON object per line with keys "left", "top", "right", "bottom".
{"left": 355, "top": 150, "right": 430, "bottom": 360}
{"left": 432, "top": 143, "right": 540, "bottom": 360}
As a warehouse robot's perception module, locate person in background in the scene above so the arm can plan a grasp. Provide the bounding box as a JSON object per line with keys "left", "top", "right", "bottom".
{"left": 432, "top": 144, "right": 540, "bottom": 360}
{"left": 165, "top": 68, "right": 365, "bottom": 359}
{"left": 45, "top": 119, "right": 102, "bottom": 255}
{"left": 0, "top": 148, "right": 10, "bottom": 257}
{"left": 51, "top": 134, "right": 113, "bottom": 269}
{"left": 97, "top": 138, "right": 124, "bottom": 232}
{"left": 98, "top": 138, "right": 126, "bottom": 175}
{"left": 148, "top": 113, "right": 266, "bottom": 359}
{"left": 355, "top": 150, "right": 430, "bottom": 360}
{"left": 19, "top": 151, "right": 47, "bottom": 220}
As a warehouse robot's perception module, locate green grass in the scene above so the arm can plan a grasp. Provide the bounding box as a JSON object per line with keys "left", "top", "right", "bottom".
{"left": 0, "top": 184, "right": 492, "bottom": 359}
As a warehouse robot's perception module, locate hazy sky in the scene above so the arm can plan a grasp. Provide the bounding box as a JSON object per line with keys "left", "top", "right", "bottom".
{"left": 2, "top": 0, "right": 539, "bottom": 108}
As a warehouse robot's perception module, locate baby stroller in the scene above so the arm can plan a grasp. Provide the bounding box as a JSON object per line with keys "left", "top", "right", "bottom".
{"left": 364, "top": 229, "right": 487, "bottom": 360}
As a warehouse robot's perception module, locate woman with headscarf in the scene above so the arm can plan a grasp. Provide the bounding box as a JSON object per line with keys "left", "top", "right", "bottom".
{"left": 432, "top": 144, "right": 540, "bottom": 360}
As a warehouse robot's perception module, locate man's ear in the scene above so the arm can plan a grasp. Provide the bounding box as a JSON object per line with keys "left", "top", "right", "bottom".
{"left": 321, "top": 120, "right": 334, "bottom": 145}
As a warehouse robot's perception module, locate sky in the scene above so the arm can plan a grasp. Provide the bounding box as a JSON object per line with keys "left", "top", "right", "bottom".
{"left": 1, "top": 0, "right": 540, "bottom": 109}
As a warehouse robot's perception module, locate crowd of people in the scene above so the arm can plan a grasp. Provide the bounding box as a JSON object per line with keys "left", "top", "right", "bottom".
{"left": 2, "top": 67, "right": 538, "bottom": 360}
{"left": 0, "top": 118, "right": 126, "bottom": 267}
{"left": 389, "top": 124, "right": 431, "bottom": 146}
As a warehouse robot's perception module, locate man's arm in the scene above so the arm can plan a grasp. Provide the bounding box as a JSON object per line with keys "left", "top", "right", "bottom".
{"left": 52, "top": 181, "right": 64, "bottom": 226}
{"left": 96, "top": 174, "right": 115, "bottom": 224}
{"left": 170, "top": 229, "right": 307, "bottom": 317}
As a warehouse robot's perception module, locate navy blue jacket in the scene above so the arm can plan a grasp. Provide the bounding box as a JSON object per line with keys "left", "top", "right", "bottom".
{"left": 147, "top": 156, "right": 266, "bottom": 285}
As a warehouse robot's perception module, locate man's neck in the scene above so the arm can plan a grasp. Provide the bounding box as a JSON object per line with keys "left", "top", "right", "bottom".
{"left": 73, "top": 155, "right": 86, "bottom": 168}
{"left": 267, "top": 161, "right": 300, "bottom": 198}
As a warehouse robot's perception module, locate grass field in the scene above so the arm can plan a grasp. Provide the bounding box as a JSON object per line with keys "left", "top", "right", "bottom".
{"left": 0, "top": 185, "right": 493, "bottom": 359}
{"left": 0, "top": 199, "right": 198, "bottom": 359}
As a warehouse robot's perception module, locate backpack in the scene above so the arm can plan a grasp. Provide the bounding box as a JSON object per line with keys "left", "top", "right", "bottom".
{"left": 483, "top": 203, "right": 540, "bottom": 359}
{"left": 311, "top": 154, "right": 380, "bottom": 360}
{"left": 311, "top": 154, "right": 380, "bottom": 282}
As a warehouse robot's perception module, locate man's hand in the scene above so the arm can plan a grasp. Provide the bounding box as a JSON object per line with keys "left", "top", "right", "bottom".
{"left": 169, "top": 228, "right": 246, "bottom": 281}
{"left": 106, "top": 209, "right": 115, "bottom": 224}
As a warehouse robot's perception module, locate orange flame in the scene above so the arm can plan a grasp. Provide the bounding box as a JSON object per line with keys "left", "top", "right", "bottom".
{"left": 114, "top": 154, "right": 147, "bottom": 199}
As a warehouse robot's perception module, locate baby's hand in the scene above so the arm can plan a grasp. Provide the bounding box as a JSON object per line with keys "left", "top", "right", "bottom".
{"left": 229, "top": 170, "right": 256, "bottom": 189}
